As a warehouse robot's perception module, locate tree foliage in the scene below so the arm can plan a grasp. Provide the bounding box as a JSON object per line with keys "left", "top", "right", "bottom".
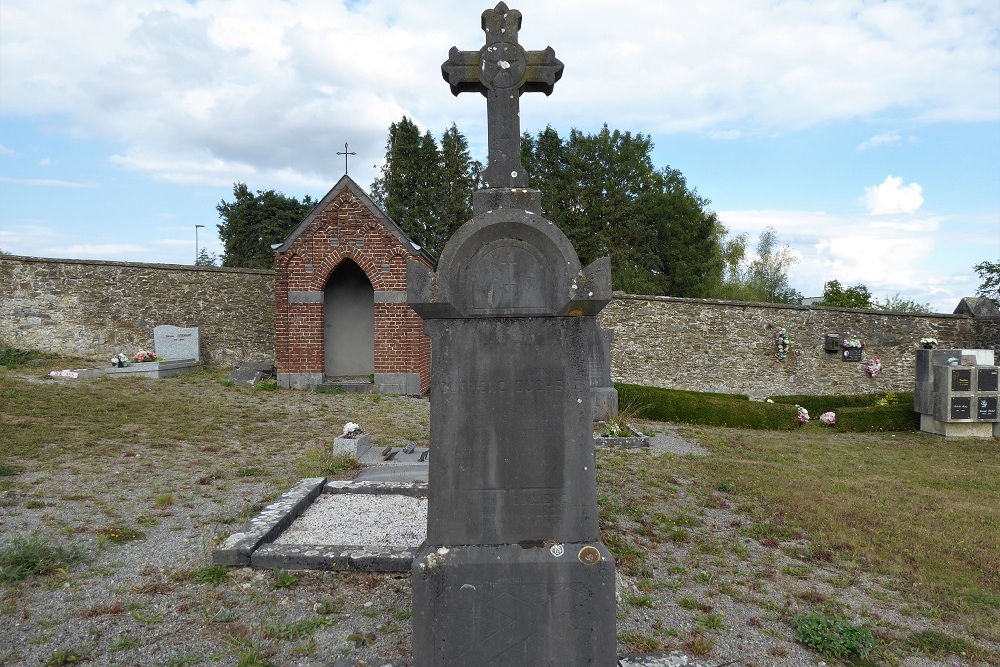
{"left": 816, "top": 280, "right": 874, "bottom": 309}
{"left": 874, "top": 293, "right": 931, "bottom": 313}
{"left": 974, "top": 260, "right": 1000, "bottom": 306}
{"left": 194, "top": 248, "right": 219, "bottom": 267}
{"left": 521, "top": 124, "right": 730, "bottom": 296}
{"left": 216, "top": 184, "right": 315, "bottom": 269}
{"left": 371, "top": 117, "right": 481, "bottom": 257}
{"left": 372, "top": 118, "right": 802, "bottom": 301}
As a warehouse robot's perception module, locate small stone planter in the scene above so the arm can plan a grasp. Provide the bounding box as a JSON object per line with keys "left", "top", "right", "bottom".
{"left": 593, "top": 422, "right": 650, "bottom": 449}
{"left": 333, "top": 432, "right": 372, "bottom": 459}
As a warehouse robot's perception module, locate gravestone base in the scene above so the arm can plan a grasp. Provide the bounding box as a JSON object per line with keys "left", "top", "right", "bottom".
{"left": 919, "top": 414, "right": 996, "bottom": 439}
{"left": 412, "top": 542, "right": 616, "bottom": 666}
{"left": 106, "top": 359, "right": 200, "bottom": 380}
{"left": 592, "top": 386, "right": 619, "bottom": 422}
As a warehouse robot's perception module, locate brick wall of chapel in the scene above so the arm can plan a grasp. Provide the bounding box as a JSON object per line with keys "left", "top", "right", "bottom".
{"left": 274, "top": 188, "right": 432, "bottom": 392}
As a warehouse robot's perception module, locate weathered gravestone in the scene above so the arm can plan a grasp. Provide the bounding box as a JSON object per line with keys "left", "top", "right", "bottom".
{"left": 407, "top": 4, "right": 616, "bottom": 665}
{"left": 154, "top": 324, "right": 201, "bottom": 362}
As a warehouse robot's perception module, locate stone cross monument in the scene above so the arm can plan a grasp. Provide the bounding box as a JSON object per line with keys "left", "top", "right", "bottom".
{"left": 408, "top": 3, "right": 617, "bottom": 665}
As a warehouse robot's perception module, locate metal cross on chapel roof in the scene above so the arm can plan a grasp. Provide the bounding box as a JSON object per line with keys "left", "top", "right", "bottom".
{"left": 442, "top": 2, "right": 563, "bottom": 189}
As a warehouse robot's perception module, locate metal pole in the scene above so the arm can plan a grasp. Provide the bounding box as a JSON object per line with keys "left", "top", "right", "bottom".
{"left": 195, "top": 225, "right": 205, "bottom": 263}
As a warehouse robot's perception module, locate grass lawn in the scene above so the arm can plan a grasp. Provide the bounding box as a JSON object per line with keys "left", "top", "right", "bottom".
{"left": 1, "top": 355, "right": 997, "bottom": 665}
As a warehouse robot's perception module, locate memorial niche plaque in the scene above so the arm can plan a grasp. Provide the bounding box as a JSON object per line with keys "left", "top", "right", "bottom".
{"left": 978, "top": 367, "right": 999, "bottom": 393}
{"left": 951, "top": 368, "right": 972, "bottom": 392}
{"left": 978, "top": 396, "right": 999, "bottom": 421}
{"left": 842, "top": 348, "right": 863, "bottom": 362}
{"left": 950, "top": 397, "right": 972, "bottom": 420}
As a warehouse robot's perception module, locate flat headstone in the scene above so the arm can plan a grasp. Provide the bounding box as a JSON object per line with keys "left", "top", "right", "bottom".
{"left": 154, "top": 325, "right": 200, "bottom": 361}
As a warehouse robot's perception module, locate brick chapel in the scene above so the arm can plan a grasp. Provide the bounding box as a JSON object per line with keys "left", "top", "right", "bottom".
{"left": 273, "top": 175, "right": 434, "bottom": 394}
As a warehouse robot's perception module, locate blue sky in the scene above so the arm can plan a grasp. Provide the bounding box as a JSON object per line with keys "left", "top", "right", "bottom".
{"left": 1, "top": 0, "right": 998, "bottom": 313}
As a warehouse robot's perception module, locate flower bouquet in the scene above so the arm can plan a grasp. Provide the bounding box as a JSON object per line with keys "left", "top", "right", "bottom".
{"left": 132, "top": 350, "right": 158, "bottom": 363}
{"left": 842, "top": 338, "right": 866, "bottom": 350}
{"left": 111, "top": 353, "right": 129, "bottom": 367}
{"left": 795, "top": 405, "right": 809, "bottom": 426}
{"left": 819, "top": 411, "right": 836, "bottom": 426}
{"left": 775, "top": 329, "right": 792, "bottom": 361}
{"left": 865, "top": 357, "right": 882, "bottom": 377}
{"left": 341, "top": 422, "right": 362, "bottom": 438}
{"left": 920, "top": 337, "right": 937, "bottom": 349}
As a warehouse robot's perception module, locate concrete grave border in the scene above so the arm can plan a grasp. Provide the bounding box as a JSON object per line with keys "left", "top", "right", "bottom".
{"left": 212, "top": 478, "right": 428, "bottom": 572}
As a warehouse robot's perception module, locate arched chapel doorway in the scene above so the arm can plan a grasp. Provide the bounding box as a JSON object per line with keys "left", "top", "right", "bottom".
{"left": 323, "top": 260, "right": 374, "bottom": 379}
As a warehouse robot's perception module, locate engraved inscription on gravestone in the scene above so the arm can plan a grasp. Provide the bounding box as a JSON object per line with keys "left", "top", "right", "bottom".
{"left": 950, "top": 397, "right": 972, "bottom": 420}
{"left": 842, "top": 348, "right": 863, "bottom": 362}
{"left": 978, "top": 367, "right": 999, "bottom": 393}
{"left": 978, "top": 396, "right": 999, "bottom": 421}
{"left": 951, "top": 368, "right": 972, "bottom": 392}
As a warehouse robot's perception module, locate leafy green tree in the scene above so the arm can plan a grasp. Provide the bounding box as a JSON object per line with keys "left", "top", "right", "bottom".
{"left": 194, "top": 248, "right": 219, "bottom": 267}
{"left": 874, "top": 294, "right": 931, "bottom": 313}
{"left": 521, "top": 124, "right": 728, "bottom": 296}
{"left": 216, "top": 184, "right": 315, "bottom": 269}
{"left": 817, "top": 280, "right": 874, "bottom": 309}
{"left": 974, "top": 260, "right": 1000, "bottom": 306}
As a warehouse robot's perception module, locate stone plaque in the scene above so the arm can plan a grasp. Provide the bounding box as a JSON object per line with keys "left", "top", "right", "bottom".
{"left": 978, "top": 367, "right": 999, "bottom": 393}
{"left": 950, "top": 368, "right": 972, "bottom": 392}
{"left": 977, "top": 396, "right": 999, "bottom": 421}
{"left": 950, "top": 397, "right": 971, "bottom": 420}
{"left": 842, "top": 348, "right": 862, "bottom": 362}
{"left": 153, "top": 325, "right": 200, "bottom": 361}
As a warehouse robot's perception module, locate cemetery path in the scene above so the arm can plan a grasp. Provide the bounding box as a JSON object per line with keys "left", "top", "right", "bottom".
{"left": 0, "top": 366, "right": 995, "bottom": 667}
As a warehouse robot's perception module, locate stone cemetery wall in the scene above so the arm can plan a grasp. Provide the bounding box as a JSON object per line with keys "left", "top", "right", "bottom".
{"left": 4, "top": 253, "right": 994, "bottom": 399}
{"left": 601, "top": 294, "right": 986, "bottom": 399}
{"left": 0, "top": 255, "right": 275, "bottom": 367}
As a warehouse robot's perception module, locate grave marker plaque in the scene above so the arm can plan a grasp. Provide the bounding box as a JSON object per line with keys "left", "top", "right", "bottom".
{"left": 978, "top": 396, "right": 999, "bottom": 421}
{"left": 842, "top": 348, "right": 863, "bottom": 362}
{"left": 950, "top": 397, "right": 972, "bottom": 420}
{"left": 951, "top": 368, "right": 972, "bottom": 392}
{"left": 978, "top": 367, "right": 999, "bottom": 393}
{"left": 408, "top": 5, "right": 615, "bottom": 665}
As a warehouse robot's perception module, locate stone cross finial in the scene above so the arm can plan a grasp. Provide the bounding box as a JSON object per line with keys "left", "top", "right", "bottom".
{"left": 442, "top": 2, "right": 563, "bottom": 189}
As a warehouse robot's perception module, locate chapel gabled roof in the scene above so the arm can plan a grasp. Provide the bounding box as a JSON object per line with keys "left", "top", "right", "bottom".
{"left": 273, "top": 174, "right": 435, "bottom": 265}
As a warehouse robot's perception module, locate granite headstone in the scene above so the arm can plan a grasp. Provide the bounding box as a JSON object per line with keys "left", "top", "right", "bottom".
{"left": 154, "top": 325, "right": 200, "bottom": 361}
{"left": 408, "top": 4, "right": 616, "bottom": 664}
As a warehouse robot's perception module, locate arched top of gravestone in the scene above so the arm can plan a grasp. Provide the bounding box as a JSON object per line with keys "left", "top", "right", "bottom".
{"left": 407, "top": 207, "right": 611, "bottom": 319}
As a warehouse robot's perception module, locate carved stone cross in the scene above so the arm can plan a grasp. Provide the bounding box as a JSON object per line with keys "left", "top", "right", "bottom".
{"left": 442, "top": 2, "right": 563, "bottom": 189}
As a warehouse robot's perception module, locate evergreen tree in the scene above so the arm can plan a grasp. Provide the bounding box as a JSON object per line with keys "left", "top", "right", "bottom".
{"left": 371, "top": 117, "right": 480, "bottom": 257}
{"left": 216, "top": 183, "right": 315, "bottom": 269}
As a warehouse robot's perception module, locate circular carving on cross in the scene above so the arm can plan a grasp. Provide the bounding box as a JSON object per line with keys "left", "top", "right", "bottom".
{"left": 480, "top": 42, "right": 527, "bottom": 90}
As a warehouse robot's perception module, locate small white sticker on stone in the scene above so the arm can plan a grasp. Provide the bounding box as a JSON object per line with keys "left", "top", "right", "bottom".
{"left": 550, "top": 544, "right": 565, "bottom": 557}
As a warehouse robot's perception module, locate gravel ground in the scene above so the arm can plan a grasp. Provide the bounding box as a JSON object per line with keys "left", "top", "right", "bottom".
{"left": 274, "top": 495, "right": 427, "bottom": 548}
{"left": 1, "top": 369, "right": 995, "bottom": 667}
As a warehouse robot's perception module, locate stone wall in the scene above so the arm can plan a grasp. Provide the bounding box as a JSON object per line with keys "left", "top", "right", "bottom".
{"left": 4, "top": 254, "right": 995, "bottom": 399}
{"left": 0, "top": 256, "right": 275, "bottom": 367}
{"left": 599, "top": 294, "right": 988, "bottom": 399}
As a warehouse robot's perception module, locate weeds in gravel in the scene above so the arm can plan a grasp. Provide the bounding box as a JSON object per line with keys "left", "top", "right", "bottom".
{"left": 793, "top": 610, "right": 878, "bottom": 663}
{"left": 191, "top": 565, "right": 230, "bottom": 585}
{"left": 110, "top": 637, "right": 141, "bottom": 651}
{"left": 617, "top": 631, "right": 662, "bottom": 652}
{"left": 262, "top": 615, "right": 333, "bottom": 641}
{"left": 43, "top": 647, "right": 90, "bottom": 666}
{"left": 0, "top": 534, "right": 84, "bottom": 581}
{"left": 96, "top": 524, "right": 145, "bottom": 545}
{"left": 905, "top": 629, "right": 980, "bottom": 660}
{"left": 270, "top": 568, "right": 298, "bottom": 589}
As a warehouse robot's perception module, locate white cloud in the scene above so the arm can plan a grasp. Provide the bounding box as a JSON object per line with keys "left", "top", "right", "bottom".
{"left": 716, "top": 208, "right": 982, "bottom": 312}
{"left": 0, "top": 176, "right": 95, "bottom": 188}
{"left": 0, "top": 0, "right": 997, "bottom": 188}
{"left": 856, "top": 131, "right": 901, "bottom": 151}
{"left": 0, "top": 144, "right": 15, "bottom": 156}
{"left": 865, "top": 175, "right": 924, "bottom": 215}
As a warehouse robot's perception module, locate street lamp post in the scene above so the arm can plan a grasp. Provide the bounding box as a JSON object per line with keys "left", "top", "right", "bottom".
{"left": 195, "top": 225, "right": 205, "bottom": 263}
